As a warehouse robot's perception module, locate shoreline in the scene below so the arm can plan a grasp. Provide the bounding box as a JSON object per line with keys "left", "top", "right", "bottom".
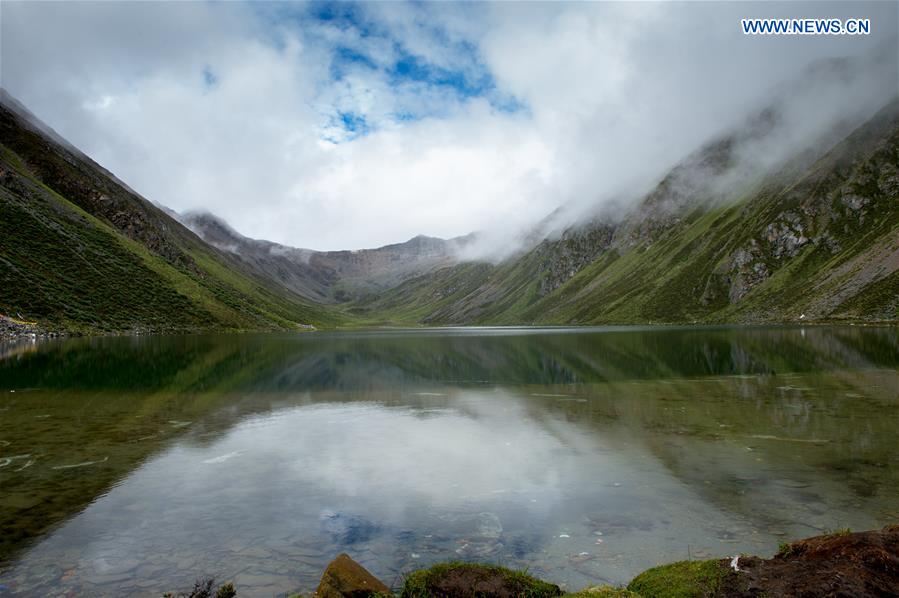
{"left": 2, "top": 317, "right": 897, "bottom": 342}
{"left": 290, "top": 525, "right": 898, "bottom": 597}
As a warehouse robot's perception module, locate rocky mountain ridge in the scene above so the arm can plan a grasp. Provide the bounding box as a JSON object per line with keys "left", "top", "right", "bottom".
{"left": 179, "top": 211, "right": 470, "bottom": 303}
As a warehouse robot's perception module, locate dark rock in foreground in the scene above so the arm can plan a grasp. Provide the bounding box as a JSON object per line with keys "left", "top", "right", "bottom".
{"left": 629, "top": 524, "right": 899, "bottom": 597}
{"left": 719, "top": 524, "right": 899, "bottom": 597}
{"left": 315, "top": 553, "right": 391, "bottom": 598}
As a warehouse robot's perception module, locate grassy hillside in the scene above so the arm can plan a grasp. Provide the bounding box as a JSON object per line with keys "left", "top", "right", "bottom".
{"left": 2, "top": 89, "right": 896, "bottom": 332}
{"left": 0, "top": 95, "right": 344, "bottom": 333}
{"left": 351, "top": 100, "right": 899, "bottom": 326}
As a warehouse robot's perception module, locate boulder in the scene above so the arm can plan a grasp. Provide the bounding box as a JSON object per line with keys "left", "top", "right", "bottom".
{"left": 315, "top": 553, "right": 390, "bottom": 598}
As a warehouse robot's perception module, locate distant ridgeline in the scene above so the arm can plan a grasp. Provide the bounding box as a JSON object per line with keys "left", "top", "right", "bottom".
{"left": 1, "top": 88, "right": 897, "bottom": 333}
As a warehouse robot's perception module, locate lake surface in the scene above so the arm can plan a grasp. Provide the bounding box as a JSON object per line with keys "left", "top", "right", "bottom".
{"left": 0, "top": 326, "right": 897, "bottom": 596}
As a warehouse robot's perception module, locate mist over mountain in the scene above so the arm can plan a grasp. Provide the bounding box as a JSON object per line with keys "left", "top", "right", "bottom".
{"left": 1, "top": 1, "right": 898, "bottom": 333}
{"left": 491, "top": 52, "right": 899, "bottom": 258}
{"left": 367, "top": 95, "right": 899, "bottom": 325}
{"left": 4, "top": 76, "right": 895, "bottom": 333}
{"left": 3, "top": 1, "right": 895, "bottom": 252}
{"left": 179, "top": 210, "right": 471, "bottom": 303}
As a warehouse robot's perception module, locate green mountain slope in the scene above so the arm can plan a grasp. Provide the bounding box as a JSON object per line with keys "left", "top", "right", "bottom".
{"left": 2, "top": 87, "right": 896, "bottom": 333}
{"left": 352, "top": 100, "right": 899, "bottom": 326}
{"left": 0, "top": 92, "right": 343, "bottom": 333}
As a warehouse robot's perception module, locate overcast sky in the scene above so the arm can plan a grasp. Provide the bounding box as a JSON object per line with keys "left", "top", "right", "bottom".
{"left": 2, "top": 1, "right": 896, "bottom": 250}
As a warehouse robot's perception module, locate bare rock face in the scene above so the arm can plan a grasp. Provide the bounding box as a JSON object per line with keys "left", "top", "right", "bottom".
{"left": 722, "top": 241, "right": 770, "bottom": 304}
{"left": 315, "top": 553, "right": 390, "bottom": 598}
{"left": 536, "top": 222, "right": 615, "bottom": 298}
{"left": 763, "top": 211, "right": 809, "bottom": 259}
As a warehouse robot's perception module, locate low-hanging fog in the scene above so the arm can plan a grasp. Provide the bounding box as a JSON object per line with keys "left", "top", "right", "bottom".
{"left": 1, "top": 1, "right": 896, "bottom": 254}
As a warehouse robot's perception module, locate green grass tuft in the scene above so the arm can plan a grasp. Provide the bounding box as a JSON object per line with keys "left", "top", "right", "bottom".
{"left": 776, "top": 541, "right": 795, "bottom": 558}
{"left": 627, "top": 559, "right": 731, "bottom": 598}
{"left": 564, "top": 586, "right": 640, "bottom": 597}
{"left": 826, "top": 527, "right": 852, "bottom": 537}
{"left": 401, "top": 562, "right": 561, "bottom": 598}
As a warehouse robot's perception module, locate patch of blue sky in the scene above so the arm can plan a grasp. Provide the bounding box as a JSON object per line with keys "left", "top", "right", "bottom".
{"left": 390, "top": 110, "right": 417, "bottom": 122}
{"left": 330, "top": 45, "right": 379, "bottom": 80}
{"left": 387, "top": 50, "right": 528, "bottom": 119}
{"left": 320, "top": 110, "right": 370, "bottom": 143}
{"left": 247, "top": 1, "right": 377, "bottom": 52}
{"left": 490, "top": 92, "right": 529, "bottom": 117}
{"left": 252, "top": 1, "right": 527, "bottom": 139}
{"left": 388, "top": 52, "right": 491, "bottom": 99}
{"left": 202, "top": 66, "right": 218, "bottom": 89}
{"left": 343, "top": 39, "right": 526, "bottom": 120}
{"left": 339, "top": 111, "right": 369, "bottom": 134}
{"left": 310, "top": 1, "right": 376, "bottom": 37}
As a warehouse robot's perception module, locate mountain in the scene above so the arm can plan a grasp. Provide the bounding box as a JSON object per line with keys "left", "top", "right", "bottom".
{"left": 350, "top": 99, "right": 899, "bottom": 325}
{"left": 179, "top": 211, "right": 469, "bottom": 303}
{"left": 0, "top": 90, "right": 342, "bottom": 333}
{"left": 1, "top": 87, "right": 897, "bottom": 334}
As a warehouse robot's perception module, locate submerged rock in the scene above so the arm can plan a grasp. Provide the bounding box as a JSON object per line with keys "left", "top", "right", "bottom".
{"left": 320, "top": 511, "right": 381, "bottom": 545}
{"left": 476, "top": 512, "right": 503, "bottom": 539}
{"left": 315, "top": 553, "right": 390, "bottom": 598}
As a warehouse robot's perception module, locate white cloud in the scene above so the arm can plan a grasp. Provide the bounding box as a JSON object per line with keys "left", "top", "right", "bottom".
{"left": 1, "top": 1, "right": 895, "bottom": 251}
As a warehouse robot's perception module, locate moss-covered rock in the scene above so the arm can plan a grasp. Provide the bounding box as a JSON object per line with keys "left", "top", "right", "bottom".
{"left": 626, "top": 559, "right": 732, "bottom": 597}
{"left": 315, "top": 553, "right": 391, "bottom": 598}
{"left": 401, "top": 562, "right": 562, "bottom": 598}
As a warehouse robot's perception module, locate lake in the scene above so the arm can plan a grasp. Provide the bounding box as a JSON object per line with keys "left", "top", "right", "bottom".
{"left": 0, "top": 326, "right": 897, "bottom": 596}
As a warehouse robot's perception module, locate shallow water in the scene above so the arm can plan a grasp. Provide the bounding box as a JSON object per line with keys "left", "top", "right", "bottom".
{"left": 0, "top": 326, "right": 897, "bottom": 596}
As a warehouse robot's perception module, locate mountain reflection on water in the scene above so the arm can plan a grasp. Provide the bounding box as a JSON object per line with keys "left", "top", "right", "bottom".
{"left": 0, "top": 326, "right": 897, "bottom": 596}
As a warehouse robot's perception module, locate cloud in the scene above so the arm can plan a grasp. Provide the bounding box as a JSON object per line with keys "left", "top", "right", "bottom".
{"left": 1, "top": 1, "right": 896, "bottom": 252}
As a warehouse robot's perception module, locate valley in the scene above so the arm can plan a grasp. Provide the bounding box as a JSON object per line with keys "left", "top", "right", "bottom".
{"left": 2, "top": 90, "right": 896, "bottom": 334}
